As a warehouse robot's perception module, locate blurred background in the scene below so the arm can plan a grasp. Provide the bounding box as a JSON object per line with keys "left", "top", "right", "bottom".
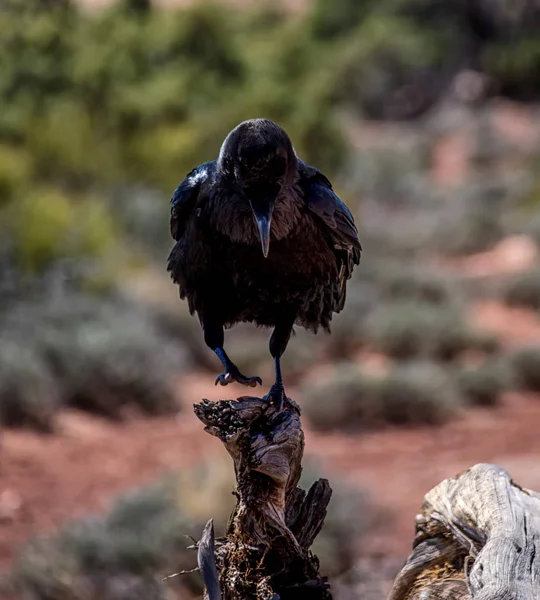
{"left": 2, "top": 0, "right": 540, "bottom": 598}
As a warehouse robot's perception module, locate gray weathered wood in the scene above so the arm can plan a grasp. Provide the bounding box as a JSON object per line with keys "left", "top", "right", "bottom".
{"left": 389, "top": 463, "right": 540, "bottom": 600}
{"left": 198, "top": 519, "right": 222, "bottom": 600}
{"left": 194, "top": 396, "right": 333, "bottom": 600}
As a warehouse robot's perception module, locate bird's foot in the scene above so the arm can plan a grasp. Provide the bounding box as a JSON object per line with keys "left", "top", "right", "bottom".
{"left": 263, "top": 383, "right": 287, "bottom": 412}
{"left": 215, "top": 366, "right": 262, "bottom": 388}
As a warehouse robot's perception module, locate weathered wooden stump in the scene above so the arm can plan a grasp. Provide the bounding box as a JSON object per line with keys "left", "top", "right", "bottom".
{"left": 389, "top": 463, "right": 540, "bottom": 600}
{"left": 193, "top": 395, "right": 540, "bottom": 600}
{"left": 194, "top": 396, "right": 333, "bottom": 600}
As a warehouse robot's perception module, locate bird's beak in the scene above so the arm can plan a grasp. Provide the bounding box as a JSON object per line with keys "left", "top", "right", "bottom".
{"left": 250, "top": 201, "right": 275, "bottom": 259}
{"left": 256, "top": 213, "right": 272, "bottom": 258}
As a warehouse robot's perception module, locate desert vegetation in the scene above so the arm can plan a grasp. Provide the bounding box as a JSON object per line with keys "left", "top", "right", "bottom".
{"left": 2, "top": 0, "right": 540, "bottom": 599}
{"left": 5, "top": 456, "right": 365, "bottom": 600}
{"left": 2, "top": 0, "right": 540, "bottom": 429}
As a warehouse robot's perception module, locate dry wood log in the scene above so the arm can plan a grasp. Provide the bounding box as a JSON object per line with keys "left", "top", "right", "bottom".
{"left": 192, "top": 393, "right": 540, "bottom": 600}
{"left": 389, "top": 463, "right": 540, "bottom": 600}
{"left": 194, "top": 395, "right": 333, "bottom": 600}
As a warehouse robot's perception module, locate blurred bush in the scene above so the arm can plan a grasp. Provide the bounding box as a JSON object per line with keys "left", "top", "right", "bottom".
{"left": 11, "top": 478, "right": 198, "bottom": 600}
{"left": 0, "top": 341, "right": 60, "bottom": 432}
{"left": 329, "top": 262, "right": 466, "bottom": 355}
{"left": 508, "top": 347, "right": 540, "bottom": 392}
{"left": 374, "top": 263, "right": 459, "bottom": 306}
{"left": 364, "top": 301, "right": 497, "bottom": 361}
{"left": 7, "top": 189, "right": 118, "bottom": 274}
{"left": 10, "top": 454, "right": 368, "bottom": 600}
{"left": 1, "top": 0, "right": 539, "bottom": 204}
{"left": 456, "top": 359, "right": 509, "bottom": 407}
{"left": 0, "top": 293, "right": 189, "bottom": 429}
{"left": 502, "top": 269, "right": 540, "bottom": 310}
{"left": 300, "top": 460, "right": 367, "bottom": 577}
{"left": 300, "top": 362, "right": 462, "bottom": 432}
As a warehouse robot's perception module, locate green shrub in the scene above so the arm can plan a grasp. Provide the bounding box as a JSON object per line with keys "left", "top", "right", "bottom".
{"left": 7, "top": 188, "right": 118, "bottom": 275}
{"left": 11, "top": 478, "right": 197, "bottom": 600}
{"left": 330, "top": 13, "right": 441, "bottom": 120}
{"left": 309, "top": 0, "right": 373, "bottom": 40}
{"left": 487, "top": 36, "right": 540, "bottom": 99}
{"left": 0, "top": 145, "right": 33, "bottom": 204}
{"left": 10, "top": 189, "right": 75, "bottom": 274}
{"left": 299, "top": 364, "right": 377, "bottom": 430}
{"left": 0, "top": 341, "right": 59, "bottom": 431}
{"left": 301, "top": 361, "right": 461, "bottom": 432}
{"left": 365, "top": 301, "right": 497, "bottom": 361}
{"left": 430, "top": 180, "right": 512, "bottom": 256}
{"left": 11, "top": 456, "right": 236, "bottom": 599}
{"left": 455, "top": 360, "right": 508, "bottom": 407}
{"left": 502, "top": 269, "right": 540, "bottom": 310}
{"left": 11, "top": 455, "right": 366, "bottom": 599}
{"left": 0, "top": 294, "right": 190, "bottom": 428}
{"left": 374, "top": 362, "right": 461, "bottom": 424}
{"left": 367, "top": 261, "right": 461, "bottom": 306}
{"left": 508, "top": 348, "right": 540, "bottom": 392}
{"left": 299, "top": 460, "right": 367, "bottom": 577}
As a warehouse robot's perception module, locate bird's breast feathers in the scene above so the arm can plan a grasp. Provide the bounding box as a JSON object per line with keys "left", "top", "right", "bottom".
{"left": 206, "top": 186, "right": 304, "bottom": 246}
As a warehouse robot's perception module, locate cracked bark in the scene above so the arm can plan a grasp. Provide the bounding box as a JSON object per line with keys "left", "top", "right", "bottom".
{"left": 389, "top": 463, "right": 540, "bottom": 600}
{"left": 194, "top": 396, "right": 333, "bottom": 600}
{"left": 192, "top": 394, "right": 540, "bottom": 600}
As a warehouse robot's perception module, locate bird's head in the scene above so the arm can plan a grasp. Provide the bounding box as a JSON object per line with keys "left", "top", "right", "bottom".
{"left": 218, "top": 119, "right": 296, "bottom": 258}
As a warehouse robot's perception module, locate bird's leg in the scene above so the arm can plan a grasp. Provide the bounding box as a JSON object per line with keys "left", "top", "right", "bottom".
{"left": 214, "top": 348, "right": 262, "bottom": 387}
{"left": 264, "top": 320, "right": 294, "bottom": 411}
{"left": 265, "top": 356, "right": 285, "bottom": 410}
{"left": 203, "top": 320, "right": 262, "bottom": 388}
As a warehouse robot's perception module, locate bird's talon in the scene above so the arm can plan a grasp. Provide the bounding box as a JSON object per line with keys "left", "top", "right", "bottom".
{"left": 214, "top": 371, "right": 262, "bottom": 388}
{"left": 263, "top": 385, "right": 286, "bottom": 412}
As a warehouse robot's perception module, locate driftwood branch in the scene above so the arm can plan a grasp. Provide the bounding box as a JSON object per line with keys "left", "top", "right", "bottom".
{"left": 192, "top": 392, "right": 540, "bottom": 600}
{"left": 194, "top": 396, "right": 332, "bottom": 600}
{"left": 389, "top": 463, "right": 540, "bottom": 600}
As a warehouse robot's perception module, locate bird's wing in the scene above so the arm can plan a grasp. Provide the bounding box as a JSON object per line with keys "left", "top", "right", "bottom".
{"left": 170, "top": 161, "right": 215, "bottom": 240}
{"left": 298, "top": 160, "right": 361, "bottom": 265}
{"left": 298, "top": 160, "right": 361, "bottom": 311}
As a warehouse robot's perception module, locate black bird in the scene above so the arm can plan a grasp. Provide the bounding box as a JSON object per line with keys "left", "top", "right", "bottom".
{"left": 167, "top": 118, "right": 361, "bottom": 409}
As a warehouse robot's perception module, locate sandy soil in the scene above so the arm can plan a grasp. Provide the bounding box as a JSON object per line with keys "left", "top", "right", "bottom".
{"left": 3, "top": 344, "right": 540, "bottom": 575}
{"left": 436, "top": 236, "right": 538, "bottom": 279}
{"left": 307, "top": 391, "right": 540, "bottom": 558}
{"left": 0, "top": 400, "right": 221, "bottom": 570}
{"left": 471, "top": 299, "right": 540, "bottom": 347}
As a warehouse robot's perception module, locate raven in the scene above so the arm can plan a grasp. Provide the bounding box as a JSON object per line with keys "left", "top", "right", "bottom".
{"left": 167, "top": 118, "right": 361, "bottom": 409}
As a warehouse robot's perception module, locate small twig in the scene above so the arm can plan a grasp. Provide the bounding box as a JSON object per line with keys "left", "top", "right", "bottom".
{"left": 161, "top": 566, "right": 200, "bottom": 582}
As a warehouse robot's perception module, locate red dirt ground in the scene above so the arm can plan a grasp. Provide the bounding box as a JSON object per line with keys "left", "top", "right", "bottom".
{"left": 3, "top": 306, "right": 540, "bottom": 574}
{"left": 0, "top": 398, "right": 221, "bottom": 570}
{"left": 306, "top": 391, "right": 540, "bottom": 558}
{"left": 471, "top": 299, "right": 540, "bottom": 347}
